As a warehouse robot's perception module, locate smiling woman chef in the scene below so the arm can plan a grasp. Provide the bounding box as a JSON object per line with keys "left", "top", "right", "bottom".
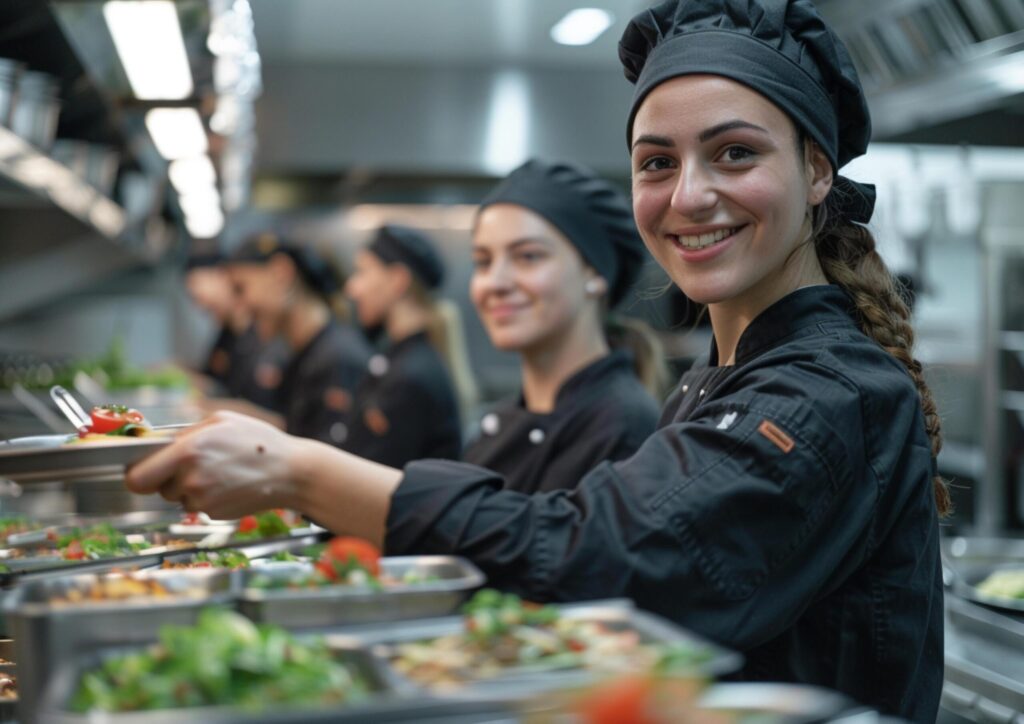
{"left": 126, "top": 0, "right": 947, "bottom": 719}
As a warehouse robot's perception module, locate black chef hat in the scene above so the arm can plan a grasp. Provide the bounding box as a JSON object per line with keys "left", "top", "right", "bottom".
{"left": 619, "top": 0, "right": 875, "bottom": 223}
{"left": 368, "top": 225, "right": 445, "bottom": 291}
{"left": 479, "top": 159, "right": 645, "bottom": 307}
{"left": 231, "top": 232, "right": 342, "bottom": 298}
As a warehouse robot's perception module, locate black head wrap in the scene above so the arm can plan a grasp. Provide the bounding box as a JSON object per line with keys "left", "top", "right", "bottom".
{"left": 620, "top": 0, "right": 876, "bottom": 223}
{"left": 368, "top": 225, "right": 445, "bottom": 291}
{"left": 231, "top": 232, "right": 342, "bottom": 298}
{"left": 479, "top": 159, "right": 645, "bottom": 307}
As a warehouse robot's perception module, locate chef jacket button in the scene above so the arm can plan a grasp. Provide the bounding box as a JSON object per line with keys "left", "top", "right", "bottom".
{"left": 682, "top": 384, "right": 689, "bottom": 393}
{"left": 481, "top": 413, "right": 500, "bottom": 436}
{"left": 368, "top": 354, "right": 389, "bottom": 377}
{"left": 699, "top": 388, "right": 706, "bottom": 397}
{"left": 330, "top": 422, "right": 348, "bottom": 444}
{"left": 529, "top": 428, "right": 545, "bottom": 445}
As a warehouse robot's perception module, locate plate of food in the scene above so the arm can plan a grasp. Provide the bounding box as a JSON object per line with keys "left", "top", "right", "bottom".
{"left": 0, "top": 404, "right": 180, "bottom": 484}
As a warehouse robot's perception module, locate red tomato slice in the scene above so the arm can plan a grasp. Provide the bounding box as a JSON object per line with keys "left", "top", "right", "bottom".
{"left": 315, "top": 560, "right": 339, "bottom": 581}
{"left": 326, "top": 537, "right": 381, "bottom": 575}
{"left": 575, "top": 675, "right": 657, "bottom": 724}
{"left": 88, "top": 406, "right": 146, "bottom": 434}
{"left": 63, "top": 540, "right": 86, "bottom": 560}
{"left": 237, "top": 515, "right": 258, "bottom": 533}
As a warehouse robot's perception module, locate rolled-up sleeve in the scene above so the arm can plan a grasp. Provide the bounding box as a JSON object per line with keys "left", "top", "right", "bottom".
{"left": 386, "top": 364, "right": 878, "bottom": 649}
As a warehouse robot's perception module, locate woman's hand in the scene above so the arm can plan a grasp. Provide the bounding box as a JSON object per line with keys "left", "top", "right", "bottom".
{"left": 125, "top": 411, "right": 301, "bottom": 519}
{"left": 125, "top": 411, "right": 404, "bottom": 546}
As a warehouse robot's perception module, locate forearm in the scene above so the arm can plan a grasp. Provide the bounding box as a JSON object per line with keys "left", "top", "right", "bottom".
{"left": 284, "top": 437, "right": 403, "bottom": 547}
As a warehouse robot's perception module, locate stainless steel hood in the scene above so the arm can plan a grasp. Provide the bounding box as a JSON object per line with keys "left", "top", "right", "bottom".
{"left": 820, "top": 0, "right": 1024, "bottom": 137}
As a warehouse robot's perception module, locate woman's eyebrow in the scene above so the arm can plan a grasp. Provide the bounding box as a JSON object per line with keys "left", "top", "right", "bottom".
{"left": 698, "top": 119, "right": 769, "bottom": 142}
{"left": 631, "top": 134, "right": 674, "bottom": 151}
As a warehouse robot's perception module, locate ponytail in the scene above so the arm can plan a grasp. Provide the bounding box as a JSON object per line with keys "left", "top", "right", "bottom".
{"left": 811, "top": 197, "right": 951, "bottom": 517}
{"left": 605, "top": 315, "right": 669, "bottom": 400}
{"left": 410, "top": 282, "right": 479, "bottom": 420}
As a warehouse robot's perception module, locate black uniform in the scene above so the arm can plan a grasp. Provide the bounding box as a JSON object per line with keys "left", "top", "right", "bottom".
{"left": 386, "top": 286, "right": 942, "bottom": 722}
{"left": 464, "top": 351, "right": 658, "bottom": 495}
{"left": 204, "top": 324, "right": 287, "bottom": 412}
{"left": 276, "top": 320, "right": 371, "bottom": 445}
{"left": 344, "top": 331, "right": 461, "bottom": 467}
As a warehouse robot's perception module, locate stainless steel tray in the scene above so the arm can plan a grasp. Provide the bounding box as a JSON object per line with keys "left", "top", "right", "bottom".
{"left": 159, "top": 535, "right": 328, "bottom": 569}
{"left": 4, "top": 569, "right": 235, "bottom": 719}
{"left": 238, "top": 556, "right": 486, "bottom": 628}
{"left": 697, "top": 683, "right": 852, "bottom": 723}
{"left": 4, "top": 510, "right": 180, "bottom": 547}
{"left": 953, "top": 562, "right": 1024, "bottom": 615}
{"left": 36, "top": 637, "right": 515, "bottom": 724}
{"left": 0, "top": 433, "right": 172, "bottom": 484}
{"left": 344, "top": 599, "right": 742, "bottom": 695}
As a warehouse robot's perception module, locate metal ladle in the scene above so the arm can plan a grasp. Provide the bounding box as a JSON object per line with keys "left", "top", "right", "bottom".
{"left": 48, "top": 385, "right": 92, "bottom": 435}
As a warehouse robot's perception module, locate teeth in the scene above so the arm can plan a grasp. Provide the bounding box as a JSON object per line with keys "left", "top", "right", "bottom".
{"left": 675, "top": 227, "right": 737, "bottom": 250}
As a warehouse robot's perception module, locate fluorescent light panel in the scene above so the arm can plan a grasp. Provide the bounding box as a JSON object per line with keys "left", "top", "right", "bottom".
{"left": 145, "top": 108, "right": 208, "bottom": 160}
{"left": 550, "top": 8, "right": 614, "bottom": 46}
{"left": 169, "top": 155, "right": 217, "bottom": 194}
{"left": 185, "top": 208, "right": 225, "bottom": 238}
{"left": 104, "top": 1, "right": 194, "bottom": 100}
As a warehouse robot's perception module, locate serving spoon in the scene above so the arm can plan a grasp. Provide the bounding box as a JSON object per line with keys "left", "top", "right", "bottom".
{"left": 48, "top": 385, "right": 92, "bottom": 435}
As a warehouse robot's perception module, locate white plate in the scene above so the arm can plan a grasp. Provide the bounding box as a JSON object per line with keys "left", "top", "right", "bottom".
{"left": 0, "top": 433, "right": 173, "bottom": 484}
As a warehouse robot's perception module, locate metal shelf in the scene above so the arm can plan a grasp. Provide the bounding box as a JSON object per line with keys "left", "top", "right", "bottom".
{"left": 0, "top": 125, "right": 125, "bottom": 240}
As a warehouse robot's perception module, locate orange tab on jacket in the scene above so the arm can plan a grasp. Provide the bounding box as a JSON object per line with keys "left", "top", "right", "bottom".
{"left": 758, "top": 419, "right": 795, "bottom": 453}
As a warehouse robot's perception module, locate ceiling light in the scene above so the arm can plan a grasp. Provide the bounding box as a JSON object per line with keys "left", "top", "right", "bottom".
{"left": 178, "top": 189, "right": 221, "bottom": 217}
{"left": 169, "top": 155, "right": 217, "bottom": 194}
{"left": 103, "top": 1, "right": 194, "bottom": 100}
{"left": 145, "top": 108, "right": 208, "bottom": 160}
{"left": 185, "top": 208, "right": 225, "bottom": 238}
{"left": 550, "top": 8, "right": 614, "bottom": 46}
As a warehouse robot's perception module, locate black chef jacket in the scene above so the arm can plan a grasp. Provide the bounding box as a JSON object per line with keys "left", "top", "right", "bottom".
{"left": 276, "top": 320, "right": 370, "bottom": 445}
{"left": 204, "top": 324, "right": 288, "bottom": 412}
{"left": 386, "top": 285, "right": 943, "bottom": 722}
{"left": 464, "top": 350, "right": 659, "bottom": 494}
{"left": 344, "top": 331, "right": 461, "bottom": 467}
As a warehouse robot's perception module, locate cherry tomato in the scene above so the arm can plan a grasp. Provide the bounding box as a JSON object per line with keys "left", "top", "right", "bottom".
{"left": 63, "top": 540, "right": 86, "bottom": 560}
{"left": 237, "top": 516, "right": 258, "bottom": 533}
{"left": 181, "top": 512, "right": 201, "bottom": 526}
{"left": 326, "top": 537, "right": 380, "bottom": 575}
{"left": 575, "top": 675, "right": 657, "bottom": 724}
{"left": 88, "top": 405, "right": 146, "bottom": 434}
{"left": 315, "top": 560, "right": 339, "bottom": 581}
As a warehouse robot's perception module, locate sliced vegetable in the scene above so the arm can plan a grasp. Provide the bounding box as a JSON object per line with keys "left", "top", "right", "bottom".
{"left": 70, "top": 608, "right": 370, "bottom": 712}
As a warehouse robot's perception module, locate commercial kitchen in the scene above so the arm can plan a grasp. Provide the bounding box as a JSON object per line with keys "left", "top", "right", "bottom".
{"left": 0, "top": 0, "right": 1022, "bottom": 722}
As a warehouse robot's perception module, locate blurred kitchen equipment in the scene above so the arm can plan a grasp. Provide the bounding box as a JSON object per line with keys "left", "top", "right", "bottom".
{"left": 0, "top": 58, "right": 23, "bottom": 127}
{"left": 10, "top": 70, "right": 60, "bottom": 150}
{"left": 9, "top": 384, "right": 65, "bottom": 435}
{"left": 47, "top": 385, "right": 89, "bottom": 435}
{"left": 49, "top": 140, "right": 120, "bottom": 197}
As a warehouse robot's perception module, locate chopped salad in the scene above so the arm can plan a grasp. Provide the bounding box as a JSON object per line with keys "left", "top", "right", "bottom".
{"left": 390, "top": 589, "right": 714, "bottom": 689}
{"left": 71, "top": 608, "right": 370, "bottom": 712}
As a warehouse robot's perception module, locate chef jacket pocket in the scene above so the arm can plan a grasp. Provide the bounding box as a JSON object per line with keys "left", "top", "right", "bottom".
{"left": 658, "top": 402, "right": 850, "bottom": 601}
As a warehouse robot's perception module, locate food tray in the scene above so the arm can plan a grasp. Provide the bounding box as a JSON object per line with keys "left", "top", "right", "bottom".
{"left": 953, "top": 562, "right": 1024, "bottom": 615}
{"left": 697, "top": 683, "right": 853, "bottom": 723}
{"left": 3, "top": 510, "right": 180, "bottom": 547}
{"left": 0, "top": 433, "right": 173, "bottom": 484}
{"left": 344, "top": 599, "right": 742, "bottom": 696}
{"left": 159, "top": 534, "right": 328, "bottom": 570}
{"left": 237, "top": 556, "right": 486, "bottom": 628}
{"left": 4, "top": 568, "right": 235, "bottom": 718}
{"left": 37, "top": 638, "right": 520, "bottom": 724}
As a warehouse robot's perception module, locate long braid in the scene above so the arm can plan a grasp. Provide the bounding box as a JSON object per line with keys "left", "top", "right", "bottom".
{"left": 812, "top": 203, "right": 951, "bottom": 517}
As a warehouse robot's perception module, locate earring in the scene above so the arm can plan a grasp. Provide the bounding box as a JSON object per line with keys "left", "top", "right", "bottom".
{"left": 585, "top": 278, "right": 605, "bottom": 296}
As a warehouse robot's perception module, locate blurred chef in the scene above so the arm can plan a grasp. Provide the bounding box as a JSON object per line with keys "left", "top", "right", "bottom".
{"left": 226, "top": 232, "right": 370, "bottom": 445}
{"left": 341, "top": 225, "right": 471, "bottom": 466}
{"left": 466, "top": 159, "right": 663, "bottom": 493}
{"left": 183, "top": 252, "right": 286, "bottom": 412}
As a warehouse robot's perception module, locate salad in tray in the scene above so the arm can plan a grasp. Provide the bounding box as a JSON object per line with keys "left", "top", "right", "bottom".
{"left": 389, "top": 590, "right": 715, "bottom": 689}
{"left": 71, "top": 608, "right": 371, "bottom": 713}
